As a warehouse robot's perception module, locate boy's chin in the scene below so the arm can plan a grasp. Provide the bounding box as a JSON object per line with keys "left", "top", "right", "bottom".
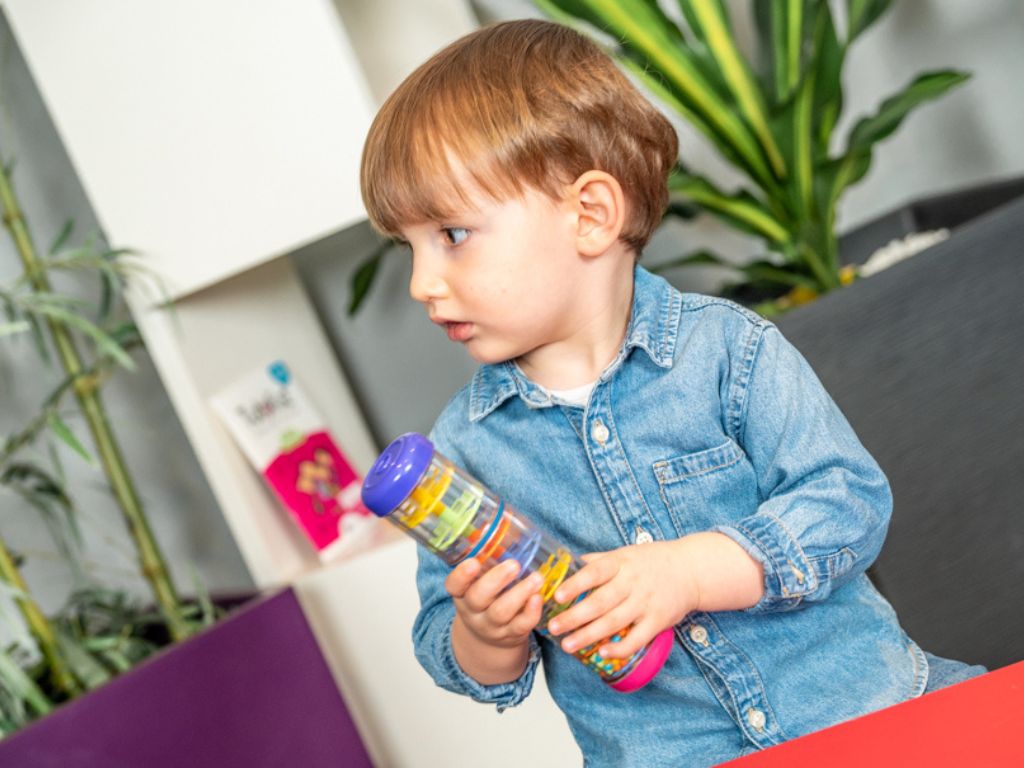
{"left": 462, "top": 340, "right": 520, "bottom": 367}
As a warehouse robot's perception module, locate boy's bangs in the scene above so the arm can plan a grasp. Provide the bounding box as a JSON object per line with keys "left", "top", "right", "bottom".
{"left": 364, "top": 101, "right": 520, "bottom": 237}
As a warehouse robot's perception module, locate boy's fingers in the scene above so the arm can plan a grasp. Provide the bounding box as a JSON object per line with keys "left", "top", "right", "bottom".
{"left": 462, "top": 560, "right": 521, "bottom": 611}
{"left": 490, "top": 572, "right": 543, "bottom": 624}
{"left": 561, "top": 601, "right": 637, "bottom": 655}
{"left": 595, "top": 619, "right": 658, "bottom": 660}
{"left": 548, "top": 581, "right": 627, "bottom": 636}
{"left": 553, "top": 554, "right": 617, "bottom": 605}
{"left": 509, "top": 593, "right": 544, "bottom": 635}
{"left": 445, "top": 558, "right": 482, "bottom": 598}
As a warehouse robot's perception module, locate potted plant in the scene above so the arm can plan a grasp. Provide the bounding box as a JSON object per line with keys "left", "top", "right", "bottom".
{"left": 524, "top": 0, "right": 970, "bottom": 313}
{"left": 0, "top": 149, "right": 210, "bottom": 728}
{"left": 0, "top": 155, "right": 374, "bottom": 763}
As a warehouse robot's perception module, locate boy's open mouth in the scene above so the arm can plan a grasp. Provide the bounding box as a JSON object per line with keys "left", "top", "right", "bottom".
{"left": 444, "top": 321, "right": 473, "bottom": 342}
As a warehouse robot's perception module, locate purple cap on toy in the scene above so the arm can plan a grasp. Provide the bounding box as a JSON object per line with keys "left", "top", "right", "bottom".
{"left": 609, "top": 628, "right": 675, "bottom": 693}
{"left": 361, "top": 433, "right": 435, "bottom": 517}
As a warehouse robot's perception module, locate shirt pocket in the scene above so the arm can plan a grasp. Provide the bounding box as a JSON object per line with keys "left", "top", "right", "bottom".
{"left": 653, "top": 438, "right": 754, "bottom": 535}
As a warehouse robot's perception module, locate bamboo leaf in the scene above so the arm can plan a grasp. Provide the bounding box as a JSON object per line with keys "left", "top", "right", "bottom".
{"left": 2, "top": 464, "right": 86, "bottom": 580}
{"left": 0, "top": 320, "right": 29, "bottom": 338}
{"left": 26, "top": 313, "right": 50, "bottom": 362}
{"left": 55, "top": 629, "right": 112, "bottom": 690}
{"left": 848, "top": 70, "right": 971, "bottom": 151}
{"left": 47, "top": 413, "right": 93, "bottom": 464}
{"left": 47, "top": 219, "right": 75, "bottom": 256}
{"left": 846, "top": 0, "right": 892, "bottom": 43}
{"left": 668, "top": 171, "right": 791, "bottom": 244}
{"left": 29, "top": 302, "right": 135, "bottom": 370}
{"left": 687, "top": 0, "right": 787, "bottom": 177}
{"left": 0, "top": 650, "right": 52, "bottom": 716}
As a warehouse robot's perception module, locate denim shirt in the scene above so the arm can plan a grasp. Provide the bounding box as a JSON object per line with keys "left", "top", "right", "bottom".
{"left": 413, "top": 266, "right": 927, "bottom": 767}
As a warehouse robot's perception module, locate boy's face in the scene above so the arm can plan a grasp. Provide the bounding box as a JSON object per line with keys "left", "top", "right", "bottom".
{"left": 398, "top": 180, "right": 595, "bottom": 372}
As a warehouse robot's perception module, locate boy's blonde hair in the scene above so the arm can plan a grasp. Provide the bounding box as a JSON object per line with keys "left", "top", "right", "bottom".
{"left": 360, "top": 19, "right": 679, "bottom": 252}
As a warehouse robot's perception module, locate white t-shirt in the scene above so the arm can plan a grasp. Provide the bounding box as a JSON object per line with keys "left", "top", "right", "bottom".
{"left": 513, "top": 361, "right": 596, "bottom": 407}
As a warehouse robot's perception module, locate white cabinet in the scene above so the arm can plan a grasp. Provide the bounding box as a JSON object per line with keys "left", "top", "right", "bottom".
{"left": 4, "top": 0, "right": 375, "bottom": 300}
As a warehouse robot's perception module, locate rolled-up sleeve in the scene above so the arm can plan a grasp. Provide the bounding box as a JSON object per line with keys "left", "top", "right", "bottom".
{"left": 412, "top": 548, "right": 541, "bottom": 710}
{"left": 407, "top": 420, "right": 541, "bottom": 710}
{"left": 714, "top": 323, "right": 892, "bottom": 612}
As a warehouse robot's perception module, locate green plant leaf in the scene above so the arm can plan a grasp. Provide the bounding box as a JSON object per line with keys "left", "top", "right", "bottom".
{"left": 46, "top": 413, "right": 93, "bottom": 464}
{"left": 649, "top": 248, "right": 732, "bottom": 274}
{"left": 0, "top": 649, "right": 53, "bottom": 717}
{"left": 768, "top": 0, "right": 806, "bottom": 103}
{"left": 619, "top": 55, "right": 747, "bottom": 174}
{"left": 55, "top": 629, "right": 111, "bottom": 690}
{"left": 0, "top": 320, "right": 30, "bottom": 338}
{"left": 847, "top": 70, "right": 971, "bottom": 152}
{"left": 845, "top": 0, "right": 892, "bottom": 43}
{"left": 1, "top": 460, "right": 86, "bottom": 579}
{"left": 814, "top": 150, "right": 872, "bottom": 245}
{"left": 28, "top": 300, "right": 135, "bottom": 370}
{"left": 663, "top": 200, "right": 700, "bottom": 221}
{"left": 686, "top": 0, "right": 787, "bottom": 178}
{"left": 348, "top": 244, "right": 385, "bottom": 316}
{"left": 668, "top": 171, "right": 791, "bottom": 244}
{"left": 737, "top": 258, "right": 819, "bottom": 290}
{"left": 541, "top": 0, "right": 778, "bottom": 191}
{"left": 47, "top": 219, "right": 75, "bottom": 256}
{"left": 811, "top": 3, "right": 844, "bottom": 160}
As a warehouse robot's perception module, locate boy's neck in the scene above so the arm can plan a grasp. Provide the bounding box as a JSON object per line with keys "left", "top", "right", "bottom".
{"left": 515, "top": 252, "right": 635, "bottom": 390}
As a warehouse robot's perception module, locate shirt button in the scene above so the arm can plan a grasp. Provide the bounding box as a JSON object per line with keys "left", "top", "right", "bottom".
{"left": 747, "top": 708, "right": 767, "bottom": 732}
{"left": 688, "top": 624, "right": 709, "bottom": 646}
{"left": 590, "top": 420, "right": 610, "bottom": 445}
{"left": 634, "top": 527, "right": 654, "bottom": 544}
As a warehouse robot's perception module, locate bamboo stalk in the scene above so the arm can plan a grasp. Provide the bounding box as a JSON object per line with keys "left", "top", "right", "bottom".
{"left": 0, "top": 158, "right": 190, "bottom": 642}
{"left": 0, "top": 536, "right": 77, "bottom": 697}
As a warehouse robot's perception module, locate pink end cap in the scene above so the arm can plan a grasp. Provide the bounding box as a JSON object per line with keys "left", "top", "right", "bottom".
{"left": 609, "top": 628, "right": 675, "bottom": 693}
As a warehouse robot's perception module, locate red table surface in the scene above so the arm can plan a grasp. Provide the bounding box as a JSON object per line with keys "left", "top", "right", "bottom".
{"left": 721, "top": 660, "right": 1024, "bottom": 766}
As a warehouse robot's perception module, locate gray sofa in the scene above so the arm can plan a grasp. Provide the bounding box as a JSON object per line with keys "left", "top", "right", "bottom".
{"left": 777, "top": 195, "right": 1024, "bottom": 671}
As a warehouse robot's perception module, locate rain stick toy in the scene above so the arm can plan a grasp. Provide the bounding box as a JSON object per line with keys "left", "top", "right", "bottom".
{"left": 361, "top": 433, "right": 674, "bottom": 692}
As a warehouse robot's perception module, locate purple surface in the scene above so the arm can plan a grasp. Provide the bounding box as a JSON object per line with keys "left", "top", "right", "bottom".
{"left": 0, "top": 588, "right": 373, "bottom": 767}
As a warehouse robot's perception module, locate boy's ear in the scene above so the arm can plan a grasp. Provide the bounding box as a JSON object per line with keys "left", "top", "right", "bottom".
{"left": 570, "top": 171, "right": 626, "bottom": 257}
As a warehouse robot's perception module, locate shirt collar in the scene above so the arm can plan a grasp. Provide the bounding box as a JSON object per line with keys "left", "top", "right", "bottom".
{"left": 468, "top": 265, "right": 682, "bottom": 422}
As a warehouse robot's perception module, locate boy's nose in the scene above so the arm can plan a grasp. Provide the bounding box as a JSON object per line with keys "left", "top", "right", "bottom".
{"left": 409, "top": 255, "right": 447, "bottom": 304}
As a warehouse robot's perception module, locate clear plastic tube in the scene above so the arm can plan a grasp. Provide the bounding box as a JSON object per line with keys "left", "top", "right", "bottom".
{"left": 362, "top": 434, "right": 674, "bottom": 691}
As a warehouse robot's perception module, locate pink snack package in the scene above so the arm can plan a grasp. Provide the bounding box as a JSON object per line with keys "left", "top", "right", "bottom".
{"left": 211, "top": 360, "right": 374, "bottom": 560}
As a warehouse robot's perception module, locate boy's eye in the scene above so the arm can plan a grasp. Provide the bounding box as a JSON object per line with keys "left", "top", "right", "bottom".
{"left": 441, "top": 227, "right": 469, "bottom": 246}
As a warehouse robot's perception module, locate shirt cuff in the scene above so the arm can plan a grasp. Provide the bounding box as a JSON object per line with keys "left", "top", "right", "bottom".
{"left": 714, "top": 513, "right": 819, "bottom": 612}
{"left": 436, "top": 618, "right": 541, "bottom": 712}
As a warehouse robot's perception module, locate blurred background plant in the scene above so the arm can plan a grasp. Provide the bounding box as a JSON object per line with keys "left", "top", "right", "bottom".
{"left": 530, "top": 0, "right": 970, "bottom": 313}
{"left": 0, "top": 157, "right": 216, "bottom": 737}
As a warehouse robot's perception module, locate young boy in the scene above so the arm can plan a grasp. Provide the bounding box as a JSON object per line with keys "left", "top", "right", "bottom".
{"left": 359, "top": 19, "right": 983, "bottom": 767}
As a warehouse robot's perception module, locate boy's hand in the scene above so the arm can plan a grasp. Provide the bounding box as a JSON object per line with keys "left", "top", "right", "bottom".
{"left": 546, "top": 532, "right": 764, "bottom": 659}
{"left": 446, "top": 558, "right": 544, "bottom": 650}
